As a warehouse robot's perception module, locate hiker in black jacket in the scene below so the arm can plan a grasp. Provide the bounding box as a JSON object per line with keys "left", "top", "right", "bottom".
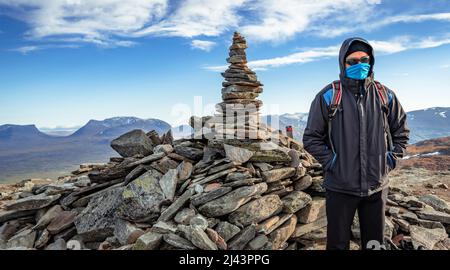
{"left": 302, "top": 37, "right": 410, "bottom": 250}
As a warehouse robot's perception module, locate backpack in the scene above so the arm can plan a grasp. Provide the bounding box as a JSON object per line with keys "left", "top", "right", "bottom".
{"left": 326, "top": 80, "right": 394, "bottom": 155}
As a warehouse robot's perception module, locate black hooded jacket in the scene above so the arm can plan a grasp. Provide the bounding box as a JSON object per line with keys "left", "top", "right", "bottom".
{"left": 302, "top": 37, "right": 410, "bottom": 197}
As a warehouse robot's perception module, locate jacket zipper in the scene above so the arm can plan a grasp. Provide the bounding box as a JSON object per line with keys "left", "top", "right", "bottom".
{"left": 358, "top": 92, "right": 365, "bottom": 197}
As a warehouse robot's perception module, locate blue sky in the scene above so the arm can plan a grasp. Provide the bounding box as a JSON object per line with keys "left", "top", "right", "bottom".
{"left": 0, "top": 0, "right": 450, "bottom": 128}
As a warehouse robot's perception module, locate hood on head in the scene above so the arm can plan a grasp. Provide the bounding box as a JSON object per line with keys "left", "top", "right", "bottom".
{"left": 339, "top": 37, "right": 375, "bottom": 78}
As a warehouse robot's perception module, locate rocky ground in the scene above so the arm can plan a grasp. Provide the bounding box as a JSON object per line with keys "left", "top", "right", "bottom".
{"left": 0, "top": 126, "right": 449, "bottom": 250}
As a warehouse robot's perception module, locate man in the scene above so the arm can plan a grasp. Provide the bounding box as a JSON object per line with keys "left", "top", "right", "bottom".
{"left": 302, "top": 37, "right": 410, "bottom": 250}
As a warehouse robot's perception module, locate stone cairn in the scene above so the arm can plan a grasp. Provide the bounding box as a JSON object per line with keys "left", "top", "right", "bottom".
{"left": 1, "top": 33, "right": 449, "bottom": 250}
{"left": 210, "top": 31, "right": 268, "bottom": 141}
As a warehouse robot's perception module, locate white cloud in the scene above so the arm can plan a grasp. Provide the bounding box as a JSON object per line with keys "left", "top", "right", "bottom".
{"left": 190, "top": 40, "right": 216, "bottom": 51}
{"left": 10, "top": 45, "right": 40, "bottom": 54}
{"left": 240, "top": 0, "right": 380, "bottom": 42}
{"left": 134, "top": 0, "right": 245, "bottom": 38}
{"left": 0, "top": 0, "right": 168, "bottom": 44}
{"left": 1, "top": 0, "right": 450, "bottom": 49}
{"left": 441, "top": 64, "right": 450, "bottom": 69}
{"left": 316, "top": 12, "right": 450, "bottom": 37}
{"left": 9, "top": 44, "right": 80, "bottom": 54}
{"left": 205, "top": 35, "right": 450, "bottom": 71}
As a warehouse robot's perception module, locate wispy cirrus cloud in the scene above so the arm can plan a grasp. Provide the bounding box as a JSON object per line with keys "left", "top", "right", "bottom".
{"left": 315, "top": 12, "right": 450, "bottom": 37}
{"left": 205, "top": 35, "right": 450, "bottom": 71}
{"left": 1, "top": 0, "right": 450, "bottom": 52}
{"left": 133, "top": 0, "right": 245, "bottom": 38}
{"left": 9, "top": 44, "right": 80, "bottom": 54}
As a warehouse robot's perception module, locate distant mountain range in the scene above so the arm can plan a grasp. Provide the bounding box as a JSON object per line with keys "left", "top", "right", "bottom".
{"left": 0, "top": 107, "right": 448, "bottom": 183}
{"left": 0, "top": 117, "right": 171, "bottom": 183}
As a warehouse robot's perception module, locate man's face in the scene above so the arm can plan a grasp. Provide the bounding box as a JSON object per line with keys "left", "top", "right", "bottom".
{"left": 345, "top": 51, "right": 369, "bottom": 68}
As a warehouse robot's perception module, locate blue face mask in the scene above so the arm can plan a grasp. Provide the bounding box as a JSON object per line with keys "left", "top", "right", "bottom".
{"left": 345, "top": 63, "right": 370, "bottom": 80}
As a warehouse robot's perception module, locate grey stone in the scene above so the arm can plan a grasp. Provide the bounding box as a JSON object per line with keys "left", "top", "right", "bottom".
{"left": 292, "top": 216, "right": 327, "bottom": 238}
{"left": 117, "top": 169, "right": 165, "bottom": 222}
{"left": 282, "top": 191, "right": 312, "bottom": 214}
{"left": 247, "top": 235, "right": 268, "bottom": 250}
{"left": 152, "top": 221, "right": 178, "bottom": 234}
{"left": 0, "top": 221, "right": 20, "bottom": 242}
{"left": 74, "top": 187, "right": 124, "bottom": 242}
{"left": 191, "top": 187, "right": 232, "bottom": 207}
{"left": 228, "top": 225, "right": 256, "bottom": 250}
{"left": 297, "top": 197, "right": 326, "bottom": 223}
{"left": 47, "top": 211, "right": 77, "bottom": 235}
{"left": 228, "top": 195, "right": 282, "bottom": 226}
{"left": 416, "top": 209, "right": 450, "bottom": 224}
{"left": 174, "top": 145, "right": 203, "bottom": 161}
{"left": 225, "top": 171, "right": 251, "bottom": 182}
{"left": 113, "top": 219, "right": 144, "bottom": 245}
{"left": 294, "top": 175, "right": 313, "bottom": 191}
{"left": 418, "top": 194, "right": 450, "bottom": 213}
{"left": 0, "top": 209, "right": 37, "bottom": 224}
{"left": 199, "top": 183, "right": 268, "bottom": 217}
{"left": 158, "top": 188, "right": 195, "bottom": 222}
{"left": 150, "top": 156, "right": 179, "bottom": 174}
{"left": 177, "top": 161, "right": 193, "bottom": 182}
{"left": 410, "top": 225, "right": 448, "bottom": 250}
{"left": 7, "top": 229, "right": 36, "bottom": 249}
{"left": 159, "top": 169, "right": 178, "bottom": 201}
{"left": 45, "top": 238, "right": 67, "bottom": 250}
{"left": 111, "top": 129, "right": 154, "bottom": 158}
{"left": 261, "top": 168, "right": 296, "bottom": 183}
{"left": 215, "top": 221, "right": 241, "bottom": 242}
{"left": 224, "top": 144, "right": 254, "bottom": 163}
{"left": 133, "top": 232, "right": 163, "bottom": 250}
{"left": 268, "top": 215, "right": 297, "bottom": 250}
{"left": 154, "top": 144, "right": 174, "bottom": 154}
{"left": 174, "top": 208, "right": 196, "bottom": 225}
{"left": 34, "top": 229, "right": 51, "bottom": 249}
{"left": 5, "top": 193, "right": 61, "bottom": 211}
{"left": 163, "top": 233, "right": 196, "bottom": 250}
{"left": 190, "top": 214, "right": 209, "bottom": 230}
{"left": 34, "top": 205, "right": 63, "bottom": 230}
{"left": 178, "top": 225, "right": 218, "bottom": 250}
{"left": 252, "top": 162, "right": 273, "bottom": 172}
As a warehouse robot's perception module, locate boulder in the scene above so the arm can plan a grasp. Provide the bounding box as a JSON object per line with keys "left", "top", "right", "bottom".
{"left": 74, "top": 187, "right": 124, "bottom": 242}
{"left": 117, "top": 169, "right": 165, "bottom": 222}
{"left": 111, "top": 129, "right": 154, "bottom": 157}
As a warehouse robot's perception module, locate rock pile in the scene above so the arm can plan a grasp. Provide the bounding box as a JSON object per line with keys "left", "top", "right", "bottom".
{"left": 0, "top": 33, "right": 449, "bottom": 250}
{"left": 211, "top": 32, "right": 267, "bottom": 140}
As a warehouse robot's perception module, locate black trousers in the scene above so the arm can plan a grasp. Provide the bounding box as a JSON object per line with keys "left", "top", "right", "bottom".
{"left": 325, "top": 188, "right": 388, "bottom": 250}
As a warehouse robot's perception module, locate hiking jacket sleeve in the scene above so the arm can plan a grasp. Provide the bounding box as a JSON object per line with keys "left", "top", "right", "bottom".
{"left": 302, "top": 91, "right": 334, "bottom": 170}
{"left": 386, "top": 88, "right": 410, "bottom": 159}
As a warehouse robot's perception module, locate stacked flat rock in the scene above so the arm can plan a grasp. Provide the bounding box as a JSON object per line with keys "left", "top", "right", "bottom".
{"left": 210, "top": 32, "right": 269, "bottom": 141}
